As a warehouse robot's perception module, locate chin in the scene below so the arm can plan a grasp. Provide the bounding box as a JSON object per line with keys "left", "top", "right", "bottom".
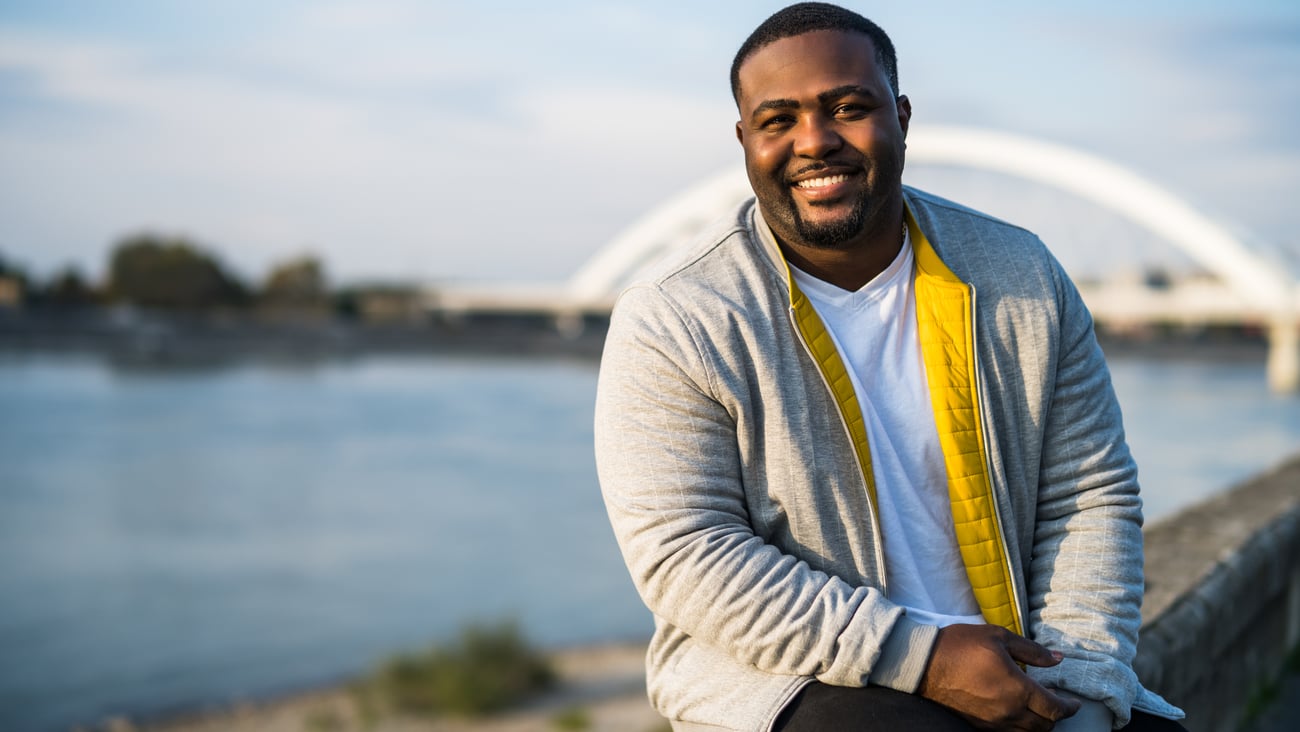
{"left": 791, "top": 202, "right": 870, "bottom": 250}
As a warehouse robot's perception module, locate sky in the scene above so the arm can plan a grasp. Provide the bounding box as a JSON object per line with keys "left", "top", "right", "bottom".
{"left": 1, "top": 0, "right": 1298, "bottom": 287}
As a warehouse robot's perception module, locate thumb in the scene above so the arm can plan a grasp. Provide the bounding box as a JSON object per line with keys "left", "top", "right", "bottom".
{"left": 1005, "top": 634, "right": 1064, "bottom": 669}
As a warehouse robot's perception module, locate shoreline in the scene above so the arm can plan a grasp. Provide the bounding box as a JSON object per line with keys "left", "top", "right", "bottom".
{"left": 0, "top": 307, "right": 1274, "bottom": 367}
{"left": 94, "top": 640, "right": 662, "bottom": 732}
{"left": 0, "top": 308, "right": 611, "bottom": 363}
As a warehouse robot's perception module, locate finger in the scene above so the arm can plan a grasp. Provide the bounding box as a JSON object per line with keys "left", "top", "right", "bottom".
{"left": 1025, "top": 685, "right": 1082, "bottom": 722}
{"left": 1005, "top": 634, "right": 1064, "bottom": 669}
{"left": 990, "top": 706, "right": 1058, "bottom": 732}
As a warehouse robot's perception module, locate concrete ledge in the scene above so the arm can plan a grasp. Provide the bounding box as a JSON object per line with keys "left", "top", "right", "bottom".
{"left": 1136, "top": 454, "right": 1300, "bottom": 732}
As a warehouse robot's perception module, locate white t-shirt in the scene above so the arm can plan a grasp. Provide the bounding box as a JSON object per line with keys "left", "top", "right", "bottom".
{"left": 789, "top": 232, "right": 984, "bottom": 628}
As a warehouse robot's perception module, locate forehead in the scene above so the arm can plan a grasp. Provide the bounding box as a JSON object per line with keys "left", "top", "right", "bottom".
{"left": 737, "top": 30, "right": 886, "bottom": 110}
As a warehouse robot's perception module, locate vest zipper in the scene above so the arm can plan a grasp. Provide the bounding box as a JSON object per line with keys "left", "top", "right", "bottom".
{"left": 969, "top": 286, "right": 1028, "bottom": 635}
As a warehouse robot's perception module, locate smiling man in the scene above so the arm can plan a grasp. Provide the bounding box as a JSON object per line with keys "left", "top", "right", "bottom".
{"left": 595, "top": 4, "right": 1186, "bottom": 731}
{"left": 735, "top": 27, "right": 909, "bottom": 291}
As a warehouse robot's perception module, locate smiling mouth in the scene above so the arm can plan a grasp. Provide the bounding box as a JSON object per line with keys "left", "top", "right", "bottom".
{"left": 794, "top": 174, "right": 851, "bottom": 189}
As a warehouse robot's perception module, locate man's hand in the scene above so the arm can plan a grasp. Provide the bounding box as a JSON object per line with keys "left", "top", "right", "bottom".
{"left": 917, "top": 624, "right": 1082, "bottom": 731}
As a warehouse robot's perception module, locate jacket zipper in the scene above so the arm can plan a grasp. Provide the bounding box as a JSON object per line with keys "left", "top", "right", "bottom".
{"left": 969, "top": 286, "right": 1027, "bottom": 635}
{"left": 786, "top": 305, "right": 889, "bottom": 590}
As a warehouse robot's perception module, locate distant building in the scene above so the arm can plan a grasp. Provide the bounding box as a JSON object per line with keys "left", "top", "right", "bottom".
{"left": 0, "top": 275, "right": 24, "bottom": 309}
{"left": 351, "top": 286, "right": 424, "bottom": 323}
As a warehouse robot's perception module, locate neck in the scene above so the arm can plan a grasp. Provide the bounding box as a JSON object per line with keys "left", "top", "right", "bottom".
{"left": 776, "top": 202, "right": 906, "bottom": 291}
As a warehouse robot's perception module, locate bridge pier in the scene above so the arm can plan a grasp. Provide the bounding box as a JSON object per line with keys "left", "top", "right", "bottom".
{"left": 1268, "top": 317, "right": 1299, "bottom": 394}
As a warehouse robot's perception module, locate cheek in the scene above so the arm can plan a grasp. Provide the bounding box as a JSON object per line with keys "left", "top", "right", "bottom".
{"left": 865, "top": 129, "right": 904, "bottom": 160}
{"left": 748, "top": 143, "right": 786, "bottom": 179}
{"left": 846, "top": 128, "right": 883, "bottom": 152}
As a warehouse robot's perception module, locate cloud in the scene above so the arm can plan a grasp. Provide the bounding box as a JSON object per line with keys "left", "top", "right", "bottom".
{"left": 1, "top": 1, "right": 1296, "bottom": 284}
{"left": 0, "top": 22, "right": 742, "bottom": 283}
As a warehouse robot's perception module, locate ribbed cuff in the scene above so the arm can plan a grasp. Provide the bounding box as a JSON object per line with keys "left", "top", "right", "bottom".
{"left": 868, "top": 614, "right": 939, "bottom": 693}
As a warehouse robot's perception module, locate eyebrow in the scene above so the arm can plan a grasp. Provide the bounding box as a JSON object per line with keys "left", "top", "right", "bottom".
{"left": 749, "top": 85, "right": 880, "bottom": 120}
{"left": 751, "top": 98, "right": 799, "bottom": 118}
{"left": 818, "top": 85, "right": 878, "bottom": 104}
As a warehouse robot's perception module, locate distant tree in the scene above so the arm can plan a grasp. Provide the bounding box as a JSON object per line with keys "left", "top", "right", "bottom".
{"left": 0, "top": 251, "right": 31, "bottom": 284}
{"left": 260, "top": 254, "right": 328, "bottom": 308}
{"left": 333, "top": 287, "right": 360, "bottom": 319}
{"left": 107, "top": 234, "right": 248, "bottom": 309}
{"left": 41, "top": 265, "right": 99, "bottom": 307}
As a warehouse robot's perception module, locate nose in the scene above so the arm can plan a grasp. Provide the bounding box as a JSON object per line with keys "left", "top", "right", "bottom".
{"left": 792, "top": 113, "right": 842, "bottom": 159}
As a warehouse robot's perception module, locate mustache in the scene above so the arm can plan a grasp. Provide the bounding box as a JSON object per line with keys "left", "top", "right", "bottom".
{"left": 788, "top": 160, "right": 862, "bottom": 179}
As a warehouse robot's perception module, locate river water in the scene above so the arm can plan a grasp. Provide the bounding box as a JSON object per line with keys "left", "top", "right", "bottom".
{"left": 0, "top": 351, "right": 1296, "bottom": 731}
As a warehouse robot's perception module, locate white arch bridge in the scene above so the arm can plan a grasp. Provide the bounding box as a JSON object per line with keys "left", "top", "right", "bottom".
{"left": 430, "top": 126, "right": 1300, "bottom": 392}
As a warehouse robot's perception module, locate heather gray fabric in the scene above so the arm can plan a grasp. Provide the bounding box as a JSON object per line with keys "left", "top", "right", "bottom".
{"left": 594, "top": 188, "right": 1183, "bottom": 731}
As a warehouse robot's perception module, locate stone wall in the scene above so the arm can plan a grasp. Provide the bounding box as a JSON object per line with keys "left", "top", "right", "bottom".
{"left": 1135, "top": 455, "right": 1300, "bottom": 732}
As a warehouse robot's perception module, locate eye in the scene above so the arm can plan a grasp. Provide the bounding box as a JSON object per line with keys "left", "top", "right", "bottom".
{"left": 833, "top": 103, "right": 868, "bottom": 118}
{"left": 759, "top": 114, "right": 795, "bottom": 131}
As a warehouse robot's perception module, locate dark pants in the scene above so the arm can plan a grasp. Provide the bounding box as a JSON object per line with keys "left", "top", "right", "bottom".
{"left": 774, "top": 683, "right": 1188, "bottom": 732}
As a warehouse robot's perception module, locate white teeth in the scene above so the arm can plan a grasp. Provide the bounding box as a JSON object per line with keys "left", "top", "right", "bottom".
{"left": 796, "top": 174, "right": 849, "bottom": 189}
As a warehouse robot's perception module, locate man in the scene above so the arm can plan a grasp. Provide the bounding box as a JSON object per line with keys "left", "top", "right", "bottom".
{"left": 594, "top": 3, "right": 1186, "bottom": 730}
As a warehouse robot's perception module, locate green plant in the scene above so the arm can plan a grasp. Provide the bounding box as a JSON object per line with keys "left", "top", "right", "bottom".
{"left": 372, "top": 620, "right": 556, "bottom": 717}
{"left": 551, "top": 705, "right": 591, "bottom": 730}
{"left": 1239, "top": 642, "right": 1300, "bottom": 729}
{"left": 347, "top": 681, "right": 381, "bottom": 730}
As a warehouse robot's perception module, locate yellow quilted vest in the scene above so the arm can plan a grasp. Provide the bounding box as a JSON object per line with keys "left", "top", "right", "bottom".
{"left": 780, "top": 206, "right": 1022, "bottom": 635}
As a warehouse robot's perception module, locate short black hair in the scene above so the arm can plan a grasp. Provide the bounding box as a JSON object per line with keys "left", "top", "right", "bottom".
{"left": 730, "top": 2, "right": 899, "bottom": 105}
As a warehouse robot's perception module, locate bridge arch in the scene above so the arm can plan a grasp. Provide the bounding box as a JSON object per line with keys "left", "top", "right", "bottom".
{"left": 567, "top": 125, "right": 1295, "bottom": 313}
{"left": 565, "top": 169, "right": 753, "bottom": 304}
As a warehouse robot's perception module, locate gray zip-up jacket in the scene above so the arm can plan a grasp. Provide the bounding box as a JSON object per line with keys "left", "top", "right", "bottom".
{"left": 594, "top": 188, "right": 1182, "bottom": 731}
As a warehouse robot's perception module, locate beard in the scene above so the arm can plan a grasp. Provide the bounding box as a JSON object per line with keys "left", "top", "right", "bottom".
{"left": 763, "top": 187, "right": 871, "bottom": 250}
{"left": 791, "top": 196, "right": 869, "bottom": 250}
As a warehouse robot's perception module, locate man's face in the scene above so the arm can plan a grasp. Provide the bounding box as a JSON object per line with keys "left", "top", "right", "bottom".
{"left": 735, "top": 30, "right": 911, "bottom": 252}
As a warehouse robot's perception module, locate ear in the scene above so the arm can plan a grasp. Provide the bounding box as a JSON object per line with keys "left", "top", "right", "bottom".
{"left": 896, "top": 95, "right": 912, "bottom": 138}
{"left": 735, "top": 120, "right": 745, "bottom": 145}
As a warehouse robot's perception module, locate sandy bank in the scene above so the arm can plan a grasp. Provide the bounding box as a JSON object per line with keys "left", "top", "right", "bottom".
{"left": 104, "top": 642, "right": 664, "bottom": 732}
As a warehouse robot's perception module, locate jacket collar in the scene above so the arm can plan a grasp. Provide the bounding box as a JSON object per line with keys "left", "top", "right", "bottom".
{"left": 749, "top": 189, "right": 964, "bottom": 298}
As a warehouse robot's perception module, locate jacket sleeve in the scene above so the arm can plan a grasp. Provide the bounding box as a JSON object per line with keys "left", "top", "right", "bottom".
{"left": 594, "top": 283, "right": 938, "bottom": 692}
{"left": 1022, "top": 260, "right": 1151, "bottom": 727}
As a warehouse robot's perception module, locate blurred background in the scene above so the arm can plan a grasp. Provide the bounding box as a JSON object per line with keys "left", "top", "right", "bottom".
{"left": 1, "top": 1, "right": 1298, "bottom": 730}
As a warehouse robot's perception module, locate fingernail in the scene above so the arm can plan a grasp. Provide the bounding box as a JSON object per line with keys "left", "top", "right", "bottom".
{"left": 1051, "top": 651, "right": 1064, "bottom": 661}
